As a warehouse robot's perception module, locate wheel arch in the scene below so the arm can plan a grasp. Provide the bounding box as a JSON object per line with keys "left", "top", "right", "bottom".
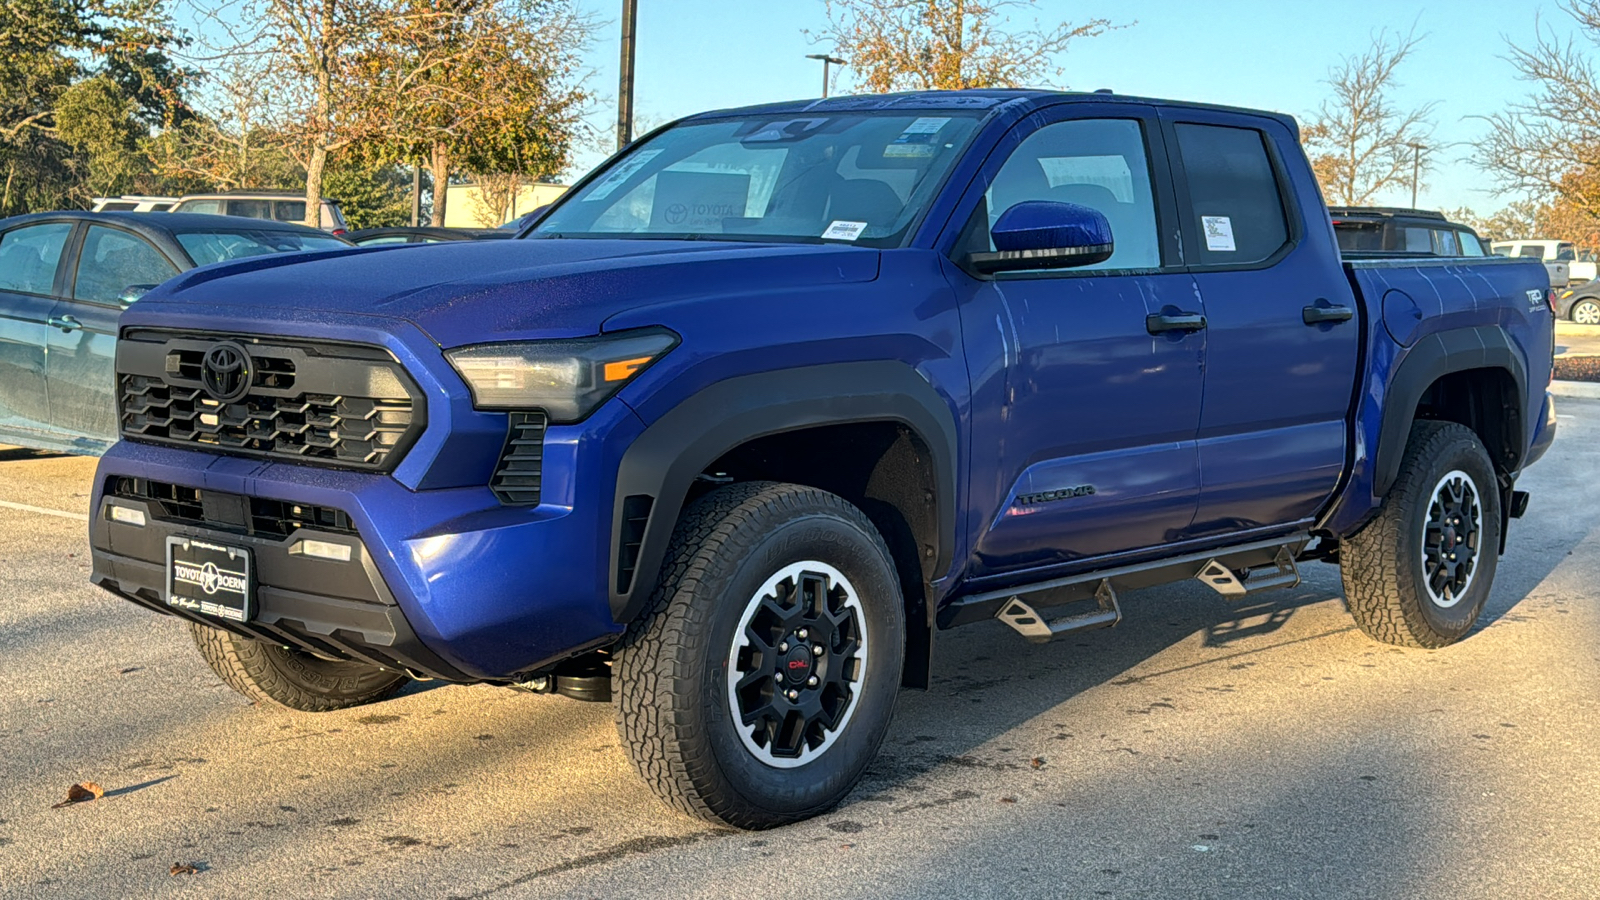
{"left": 1374, "top": 325, "right": 1528, "bottom": 499}
{"left": 610, "top": 363, "right": 959, "bottom": 661}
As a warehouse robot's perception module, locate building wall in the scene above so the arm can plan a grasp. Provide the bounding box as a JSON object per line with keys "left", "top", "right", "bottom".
{"left": 443, "top": 182, "right": 569, "bottom": 228}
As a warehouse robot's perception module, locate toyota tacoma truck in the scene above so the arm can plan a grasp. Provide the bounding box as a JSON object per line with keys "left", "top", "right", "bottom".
{"left": 88, "top": 90, "right": 1557, "bottom": 829}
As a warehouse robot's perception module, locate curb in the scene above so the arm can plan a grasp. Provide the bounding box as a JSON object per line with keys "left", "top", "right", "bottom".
{"left": 1550, "top": 380, "right": 1600, "bottom": 399}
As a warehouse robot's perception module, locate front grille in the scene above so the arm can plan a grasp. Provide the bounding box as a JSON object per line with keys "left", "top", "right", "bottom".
{"left": 113, "top": 477, "right": 358, "bottom": 538}
{"left": 116, "top": 331, "right": 424, "bottom": 471}
{"left": 490, "top": 411, "right": 547, "bottom": 505}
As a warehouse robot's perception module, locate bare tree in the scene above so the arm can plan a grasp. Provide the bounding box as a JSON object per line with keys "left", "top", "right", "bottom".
{"left": 1304, "top": 28, "right": 1436, "bottom": 206}
{"left": 1476, "top": 1, "right": 1600, "bottom": 230}
{"left": 809, "top": 0, "right": 1122, "bottom": 93}
{"left": 145, "top": 57, "right": 299, "bottom": 191}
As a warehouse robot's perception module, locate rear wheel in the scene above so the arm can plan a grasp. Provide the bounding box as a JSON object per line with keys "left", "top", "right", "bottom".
{"left": 614, "top": 481, "right": 905, "bottom": 829}
{"left": 1340, "top": 421, "right": 1501, "bottom": 648}
{"left": 190, "top": 623, "right": 409, "bottom": 712}
{"left": 1571, "top": 298, "right": 1600, "bottom": 324}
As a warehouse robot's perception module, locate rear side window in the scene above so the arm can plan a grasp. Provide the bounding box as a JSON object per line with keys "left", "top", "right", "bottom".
{"left": 1430, "top": 229, "right": 1460, "bottom": 256}
{"left": 274, "top": 200, "right": 307, "bottom": 222}
{"left": 226, "top": 199, "right": 272, "bottom": 219}
{"left": 1403, "top": 227, "right": 1432, "bottom": 253}
{"left": 178, "top": 199, "right": 223, "bottom": 215}
{"left": 72, "top": 226, "right": 179, "bottom": 303}
{"left": 1173, "top": 123, "right": 1289, "bottom": 266}
{"left": 1518, "top": 246, "right": 1544, "bottom": 259}
{"left": 0, "top": 222, "right": 73, "bottom": 296}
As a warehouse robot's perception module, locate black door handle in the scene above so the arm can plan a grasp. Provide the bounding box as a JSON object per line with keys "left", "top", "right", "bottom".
{"left": 1302, "top": 304, "right": 1353, "bottom": 325}
{"left": 1146, "top": 311, "right": 1207, "bottom": 335}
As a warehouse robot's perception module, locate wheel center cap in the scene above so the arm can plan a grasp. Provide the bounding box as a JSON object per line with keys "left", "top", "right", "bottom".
{"left": 782, "top": 642, "right": 814, "bottom": 685}
{"left": 1443, "top": 527, "right": 1457, "bottom": 550}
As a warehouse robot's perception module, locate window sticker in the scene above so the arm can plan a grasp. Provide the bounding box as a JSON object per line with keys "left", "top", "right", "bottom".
{"left": 883, "top": 143, "right": 937, "bottom": 158}
{"left": 585, "top": 149, "right": 663, "bottom": 201}
{"left": 821, "top": 220, "right": 868, "bottom": 241}
{"left": 1201, "top": 215, "right": 1236, "bottom": 252}
{"left": 649, "top": 170, "right": 751, "bottom": 232}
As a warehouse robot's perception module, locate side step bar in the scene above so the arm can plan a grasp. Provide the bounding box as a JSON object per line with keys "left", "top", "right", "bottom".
{"left": 997, "top": 579, "right": 1120, "bottom": 644}
{"left": 1196, "top": 546, "right": 1300, "bottom": 597}
{"left": 977, "top": 533, "right": 1310, "bottom": 643}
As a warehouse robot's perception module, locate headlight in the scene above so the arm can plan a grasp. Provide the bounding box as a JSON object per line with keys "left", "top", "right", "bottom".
{"left": 446, "top": 328, "right": 678, "bottom": 422}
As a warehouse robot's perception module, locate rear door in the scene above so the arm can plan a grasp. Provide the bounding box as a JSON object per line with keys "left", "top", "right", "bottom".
{"left": 0, "top": 220, "right": 76, "bottom": 430}
{"left": 48, "top": 224, "right": 181, "bottom": 442}
{"left": 1162, "top": 112, "right": 1362, "bottom": 537}
{"left": 947, "top": 105, "right": 1207, "bottom": 578}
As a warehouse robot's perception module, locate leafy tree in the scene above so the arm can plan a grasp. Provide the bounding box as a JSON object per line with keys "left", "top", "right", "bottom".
{"left": 1476, "top": 0, "right": 1600, "bottom": 226}
{"left": 1304, "top": 29, "right": 1435, "bottom": 206}
{"left": 323, "top": 151, "right": 413, "bottom": 229}
{"left": 809, "top": 0, "right": 1122, "bottom": 93}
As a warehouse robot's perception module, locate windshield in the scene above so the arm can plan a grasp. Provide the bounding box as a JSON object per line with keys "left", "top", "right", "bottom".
{"left": 176, "top": 230, "right": 349, "bottom": 266}
{"left": 534, "top": 112, "right": 984, "bottom": 247}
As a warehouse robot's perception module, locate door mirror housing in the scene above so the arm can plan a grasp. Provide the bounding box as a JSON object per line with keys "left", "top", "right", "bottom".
{"left": 119, "top": 284, "right": 156, "bottom": 305}
{"left": 967, "top": 200, "right": 1115, "bottom": 274}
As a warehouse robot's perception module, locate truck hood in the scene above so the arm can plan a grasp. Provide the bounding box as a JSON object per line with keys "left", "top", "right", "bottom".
{"left": 140, "top": 239, "right": 881, "bottom": 347}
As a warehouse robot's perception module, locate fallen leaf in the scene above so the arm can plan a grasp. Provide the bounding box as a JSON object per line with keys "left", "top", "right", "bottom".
{"left": 1030, "top": 757, "right": 1046, "bottom": 769}
{"left": 999, "top": 796, "right": 1018, "bottom": 804}
{"left": 170, "top": 863, "right": 199, "bottom": 876}
{"left": 51, "top": 782, "right": 105, "bottom": 808}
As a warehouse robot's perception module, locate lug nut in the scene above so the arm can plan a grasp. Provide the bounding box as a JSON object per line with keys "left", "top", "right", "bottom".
{"left": 812, "top": 645, "right": 824, "bottom": 656}
{"left": 797, "top": 628, "right": 809, "bottom": 639}
{"left": 778, "top": 641, "right": 788, "bottom": 653}
{"left": 807, "top": 676, "right": 819, "bottom": 687}
{"left": 786, "top": 689, "right": 799, "bottom": 701}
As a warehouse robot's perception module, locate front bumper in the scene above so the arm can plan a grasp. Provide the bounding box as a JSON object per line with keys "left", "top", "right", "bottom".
{"left": 90, "top": 400, "right": 647, "bottom": 683}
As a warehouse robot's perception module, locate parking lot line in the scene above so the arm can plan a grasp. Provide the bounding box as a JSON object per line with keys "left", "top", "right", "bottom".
{"left": 0, "top": 499, "right": 88, "bottom": 522}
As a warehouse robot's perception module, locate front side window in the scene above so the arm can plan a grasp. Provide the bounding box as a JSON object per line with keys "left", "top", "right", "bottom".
{"left": 1403, "top": 227, "right": 1433, "bottom": 253}
{"left": 1518, "top": 246, "right": 1544, "bottom": 259}
{"left": 981, "top": 118, "right": 1161, "bottom": 271}
{"left": 0, "top": 222, "right": 74, "bottom": 296}
{"left": 176, "top": 230, "right": 349, "bottom": 266}
{"left": 1173, "top": 123, "right": 1290, "bottom": 266}
{"left": 1430, "top": 229, "right": 1460, "bottom": 256}
{"left": 72, "top": 226, "right": 179, "bottom": 303}
{"left": 178, "top": 199, "right": 223, "bottom": 215}
{"left": 1558, "top": 243, "right": 1577, "bottom": 261}
{"left": 536, "top": 112, "right": 983, "bottom": 247}
{"left": 1457, "top": 230, "right": 1486, "bottom": 256}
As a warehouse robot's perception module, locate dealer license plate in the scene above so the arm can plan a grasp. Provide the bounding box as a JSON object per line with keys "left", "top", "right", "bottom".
{"left": 165, "top": 536, "right": 254, "bottom": 623}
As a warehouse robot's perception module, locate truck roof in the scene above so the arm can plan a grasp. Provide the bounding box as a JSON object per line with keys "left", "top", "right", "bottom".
{"left": 681, "top": 89, "right": 1301, "bottom": 135}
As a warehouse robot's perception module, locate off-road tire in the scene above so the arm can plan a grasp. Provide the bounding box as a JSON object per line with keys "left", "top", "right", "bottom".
{"left": 190, "top": 623, "right": 409, "bottom": 712}
{"left": 1341, "top": 421, "right": 1501, "bottom": 648}
{"left": 614, "top": 481, "right": 906, "bottom": 829}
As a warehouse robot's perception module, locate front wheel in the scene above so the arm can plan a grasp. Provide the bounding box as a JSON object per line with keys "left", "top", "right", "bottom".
{"left": 1572, "top": 298, "right": 1600, "bottom": 324}
{"left": 614, "top": 482, "right": 905, "bottom": 829}
{"left": 190, "top": 623, "right": 409, "bottom": 712}
{"left": 1340, "top": 421, "right": 1501, "bottom": 648}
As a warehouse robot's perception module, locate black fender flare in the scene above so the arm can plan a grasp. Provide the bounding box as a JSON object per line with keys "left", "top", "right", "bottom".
{"left": 609, "top": 361, "right": 959, "bottom": 626}
{"left": 1373, "top": 324, "right": 1527, "bottom": 497}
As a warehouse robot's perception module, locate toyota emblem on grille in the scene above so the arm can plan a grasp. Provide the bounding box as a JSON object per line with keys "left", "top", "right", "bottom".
{"left": 200, "top": 342, "right": 252, "bottom": 402}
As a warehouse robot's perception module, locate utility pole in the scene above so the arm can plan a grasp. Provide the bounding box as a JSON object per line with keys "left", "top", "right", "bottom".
{"left": 806, "top": 53, "right": 846, "bottom": 98}
{"left": 1407, "top": 141, "right": 1427, "bottom": 208}
{"left": 617, "top": 0, "right": 637, "bottom": 150}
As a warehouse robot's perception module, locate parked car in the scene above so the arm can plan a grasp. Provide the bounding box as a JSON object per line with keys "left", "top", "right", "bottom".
{"left": 90, "top": 90, "right": 1555, "bottom": 829}
{"left": 1491, "top": 239, "right": 1573, "bottom": 289}
{"left": 1328, "top": 207, "right": 1489, "bottom": 257}
{"left": 0, "top": 211, "right": 352, "bottom": 454}
{"left": 1553, "top": 280, "right": 1600, "bottom": 323}
{"left": 344, "top": 226, "right": 512, "bottom": 246}
{"left": 170, "top": 190, "right": 349, "bottom": 233}
{"left": 90, "top": 195, "right": 179, "bottom": 213}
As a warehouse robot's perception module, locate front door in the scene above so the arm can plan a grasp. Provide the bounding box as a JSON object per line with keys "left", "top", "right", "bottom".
{"left": 0, "top": 221, "right": 75, "bottom": 431}
{"left": 1163, "top": 113, "right": 1362, "bottom": 535}
{"left": 949, "top": 108, "right": 1207, "bottom": 581}
{"left": 49, "top": 224, "right": 181, "bottom": 444}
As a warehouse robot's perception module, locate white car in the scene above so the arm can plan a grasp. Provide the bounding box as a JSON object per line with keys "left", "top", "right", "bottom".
{"left": 89, "top": 195, "right": 179, "bottom": 213}
{"left": 1491, "top": 239, "right": 1574, "bottom": 289}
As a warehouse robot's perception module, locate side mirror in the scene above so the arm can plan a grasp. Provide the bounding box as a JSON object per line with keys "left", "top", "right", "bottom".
{"left": 967, "top": 200, "right": 1114, "bottom": 274}
{"left": 119, "top": 284, "right": 156, "bottom": 305}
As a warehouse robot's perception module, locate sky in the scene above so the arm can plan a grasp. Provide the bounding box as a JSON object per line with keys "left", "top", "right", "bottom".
{"left": 564, "top": 0, "right": 1579, "bottom": 215}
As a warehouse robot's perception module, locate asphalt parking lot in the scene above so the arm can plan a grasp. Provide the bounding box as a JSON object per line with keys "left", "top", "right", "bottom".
{"left": 2, "top": 402, "right": 1599, "bottom": 900}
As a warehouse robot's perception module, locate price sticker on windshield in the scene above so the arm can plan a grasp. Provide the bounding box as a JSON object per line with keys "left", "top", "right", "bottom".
{"left": 822, "top": 220, "right": 868, "bottom": 241}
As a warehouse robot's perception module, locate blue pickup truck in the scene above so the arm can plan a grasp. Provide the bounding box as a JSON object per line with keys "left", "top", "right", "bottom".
{"left": 88, "top": 90, "right": 1556, "bottom": 829}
